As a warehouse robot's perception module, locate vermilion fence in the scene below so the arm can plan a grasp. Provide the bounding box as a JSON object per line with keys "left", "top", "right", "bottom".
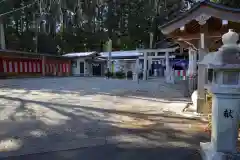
{"left": 44, "top": 59, "right": 70, "bottom": 76}
{"left": 174, "top": 70, "right": 187, "bottom": 80}
{"left": 0, "top": 50, "right": 71, "bottom": 78}
{"left": 2, "top": 57, "right": 42, "bottom": 74}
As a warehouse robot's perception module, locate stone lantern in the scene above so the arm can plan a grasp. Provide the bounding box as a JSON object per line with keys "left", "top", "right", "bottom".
{"left": 199, "top": 29, "right": 240, "bottom": 160}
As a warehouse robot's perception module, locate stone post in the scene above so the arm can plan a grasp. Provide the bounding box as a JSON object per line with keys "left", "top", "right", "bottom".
{"left": 143, "top": 52, "right": 148, "bottom": 80}
{"left": 107, "top": 39, "right": 112, "bottom": 74}
{"left": 165, "top": 52, "right": 170, "bottom": 80}
{"left": 187, "top": 47, "right": 197, "bottom": 94}
{"left": 199, "top": 29, "right": 240, "bottom": 160}
{"left": 88, "top": 62, "right": 93, "bottom": 76}
{"left": 196, "top": 57, "right": 207, "bottom": 113}
{"left": 165, "top": 52, "right": 174, "bottom": 83}
{"left": 154, "top": 61, "right": 158, "bottom": 77}
{"left": 84, "top": 61, "right": 88, "bottom": 76}
{"left": 134, "top": 58, "right": 140, "bottom": 81}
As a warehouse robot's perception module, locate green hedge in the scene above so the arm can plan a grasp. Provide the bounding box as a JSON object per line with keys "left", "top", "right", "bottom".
{"left": 105, "top": 71, "right": 113, "bottom": 77}
{"left": 105, "top": 71, "right": 126, "bottom": 79}
{"left": 115, "top": 71, "right": 126, "bottom": 79}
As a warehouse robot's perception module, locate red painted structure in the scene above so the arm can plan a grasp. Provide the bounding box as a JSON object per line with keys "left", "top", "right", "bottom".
{"left": 0, "top": 50, "right": 71, "bottom": 78}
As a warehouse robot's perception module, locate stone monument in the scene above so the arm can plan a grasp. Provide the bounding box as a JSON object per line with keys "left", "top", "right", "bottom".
{"left": 199, "top": 29, "right": 240, "bottom": 160}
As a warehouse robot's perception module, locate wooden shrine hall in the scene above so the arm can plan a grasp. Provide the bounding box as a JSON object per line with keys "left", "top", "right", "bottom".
{"left": 160, "top": 0, "right": 240, "bottom": 113}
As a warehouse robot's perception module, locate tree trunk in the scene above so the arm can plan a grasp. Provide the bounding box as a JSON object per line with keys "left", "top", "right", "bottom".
{"left": 0, "top": 18, "right": 6, "bottom": 49}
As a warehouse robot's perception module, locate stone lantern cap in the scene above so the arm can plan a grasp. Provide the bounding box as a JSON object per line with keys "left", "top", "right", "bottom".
{"left": 199, "top": 29, "right": 240, "bottom": 69}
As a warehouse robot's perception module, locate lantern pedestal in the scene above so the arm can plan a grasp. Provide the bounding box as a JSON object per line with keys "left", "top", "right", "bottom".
{"left": 200, "top": 89, "right": 240, "bottom": 160}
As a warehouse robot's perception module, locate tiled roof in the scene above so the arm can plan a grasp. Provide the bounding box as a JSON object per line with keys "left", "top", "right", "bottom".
{"left": 99, "top": 51, "right": 143, "bottom": 58}
{"left": 160, "top": 0, "right": 240, "bottom": 29}
{"left": 62, "top": 52, "right": 97, "bottom": 57}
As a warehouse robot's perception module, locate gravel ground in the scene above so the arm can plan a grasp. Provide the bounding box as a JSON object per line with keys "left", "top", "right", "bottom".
{"left": 0, "top": 77, "right": 208, "bottom": 159}
{"left": 0, "top": 144, "right": 203, "bottom": 160}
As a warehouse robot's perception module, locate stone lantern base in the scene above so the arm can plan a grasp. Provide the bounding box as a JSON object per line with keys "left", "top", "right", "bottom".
{"left": 200, "top": 142, "right": 239, "bottom": 160}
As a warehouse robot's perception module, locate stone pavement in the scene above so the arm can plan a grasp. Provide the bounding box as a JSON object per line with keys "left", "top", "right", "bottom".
{"left": 0, "top": 77, "right": 208, "bottom": 159}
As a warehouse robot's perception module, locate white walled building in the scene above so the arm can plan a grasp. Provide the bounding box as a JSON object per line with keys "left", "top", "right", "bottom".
{"left": 99, "top": 50, "right": 142, "bottom": 74}
{"left": 63, "top": 52, "right": 105, "bottom": 76}
{"left": 63, "top": 48, "right": 180, "bottom": 79}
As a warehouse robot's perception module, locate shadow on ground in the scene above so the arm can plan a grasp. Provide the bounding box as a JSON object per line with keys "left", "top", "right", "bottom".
{"left": 0, "top": 95, "right": 209, "bottom": 160}
{"left": 0, "top": 78, "right": 208, "bottom": 160}
{"left": 1, "top": 144, "right": 204, "bottom": 160}
{"left": 0, "top": 77, "right": 190, "bottom": 103}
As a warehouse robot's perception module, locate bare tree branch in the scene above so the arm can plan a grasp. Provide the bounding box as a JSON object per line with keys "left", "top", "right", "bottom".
{"left": 0, "top": 0, "right": 38, "bottom": 17}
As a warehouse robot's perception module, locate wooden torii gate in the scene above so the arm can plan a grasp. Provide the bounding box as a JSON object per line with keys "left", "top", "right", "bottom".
{"left": 159, "top": 0, "right": 240, "bottom": 113}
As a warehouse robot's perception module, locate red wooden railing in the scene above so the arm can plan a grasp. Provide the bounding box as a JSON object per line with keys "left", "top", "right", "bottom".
{"left": 0, "top": 55, "right": 71, "bottom": 77}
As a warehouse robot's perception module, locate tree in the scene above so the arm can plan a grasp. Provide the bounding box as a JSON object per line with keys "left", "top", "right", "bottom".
{"left": 0, "top": 0, "right": 190, "bottom": 53}
{"left": 0, "top": 0, "right": 38, "bottom": 51}
{"left": 211, "top": 0, "right": 240, "bottom": 8}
